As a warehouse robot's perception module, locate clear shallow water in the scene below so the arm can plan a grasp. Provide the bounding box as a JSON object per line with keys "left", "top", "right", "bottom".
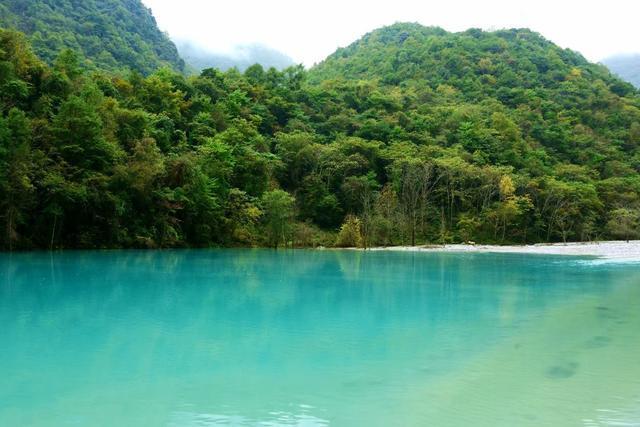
{"left": 1, "top": 250, "right": 639, "bottom": 427}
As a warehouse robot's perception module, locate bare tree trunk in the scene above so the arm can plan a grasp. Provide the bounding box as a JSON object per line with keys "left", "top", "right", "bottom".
{"left": 411, "top": 217, "right": 416, "bottom": 246}
{"left": 502, "top": 216, "right": 507, "bottom": 242}
{"left": 440, "top": 207, "right": 446, "bottom": 243}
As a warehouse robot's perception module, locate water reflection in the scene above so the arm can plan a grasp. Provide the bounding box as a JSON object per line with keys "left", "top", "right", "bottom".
{"left": 0, "top": 250, "right": 639, "bottom": 426}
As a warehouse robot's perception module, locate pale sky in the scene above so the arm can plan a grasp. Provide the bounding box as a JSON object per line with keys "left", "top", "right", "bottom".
{"left": 142, "top": 0, "right": 639, "bottom": 67}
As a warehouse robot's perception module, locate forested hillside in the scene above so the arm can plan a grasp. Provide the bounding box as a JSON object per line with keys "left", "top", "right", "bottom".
{"left": 1, "top": 23, "right": 639, "bottom": 250}
{"left": 0, "top": 0, "right": 184, "bottom": 74}
{"left": 603, "top": 54, "right": 640, "bottom": 88}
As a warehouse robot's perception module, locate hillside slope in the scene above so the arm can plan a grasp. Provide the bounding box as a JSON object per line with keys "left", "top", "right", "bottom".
{"left": 0, "top": 0, "right": 184, "bottom": 74}
{"left": 311, "top": 23, "right": 632, "bottom": 95}
{"left": 307, "top": 23, "right": 639, "bottom": 169}
{"left": 0, "top": 24, "right": 639, "bottom": 250}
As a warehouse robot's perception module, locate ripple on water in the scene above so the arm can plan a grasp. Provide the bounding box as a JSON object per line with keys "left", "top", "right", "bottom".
{"left": 169, "top": 410, "right": 330, "bottom": 427}
{"left": 583, "top": 398, "right": 640, "bottom": 426}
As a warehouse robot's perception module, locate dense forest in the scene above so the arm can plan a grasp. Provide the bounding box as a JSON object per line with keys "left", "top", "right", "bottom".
{"left": 0, "top": 0, "right": 184, "bottom": 74}
{"left": 0, "top": 22, "right": 639, "bottom": 250}
{"left": 603, "top": 54, "right": 640, "bottom": 88}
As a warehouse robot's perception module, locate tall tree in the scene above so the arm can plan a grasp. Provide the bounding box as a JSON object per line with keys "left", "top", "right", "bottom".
{"left": 391, "top": 158, "right": 436, "bottom": 246}
{"left": 261, "top": 189, "right": 295, "bottom": 249}
{"left": 0, "top": 109, "right": 33, "bottom": 249}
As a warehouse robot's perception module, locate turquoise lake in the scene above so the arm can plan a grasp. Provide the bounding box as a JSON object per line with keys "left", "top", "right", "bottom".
{"left": 1, "top": 250, "right": 639, "bottom": 426}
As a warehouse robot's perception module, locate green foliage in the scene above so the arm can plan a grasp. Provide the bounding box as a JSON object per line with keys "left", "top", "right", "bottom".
{"left": 0, "top": 0, "right": 184, "bottom": 74}
{"left": 335, "top": 215, "right": 363, "bottom": 248}
{"left": 606, "top": 208, "right": 640, "bottom": 241}
{"left": 0, "top": 23, "right": 639, "bottom": 250}
{"left": 260, "top": 189, "right": 295, "bottom": 248}
{"left": 0, "top": 108, "right": 33, "bottom": 249}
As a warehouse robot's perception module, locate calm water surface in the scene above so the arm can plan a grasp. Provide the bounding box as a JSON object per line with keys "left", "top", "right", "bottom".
{"left": 1, "top": 250, "right": 639, "bottom": 426}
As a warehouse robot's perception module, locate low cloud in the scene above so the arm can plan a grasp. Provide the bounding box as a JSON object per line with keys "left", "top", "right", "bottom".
{"left": 175, "top": 40, "right": 295, "bottom": 72}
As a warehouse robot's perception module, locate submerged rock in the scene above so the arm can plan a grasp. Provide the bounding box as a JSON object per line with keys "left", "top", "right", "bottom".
{"left": 584, "top": 335, "right": 612, "bottom": 349}
{"left": 546, "top": 362, "right": 579, "bottom": 379}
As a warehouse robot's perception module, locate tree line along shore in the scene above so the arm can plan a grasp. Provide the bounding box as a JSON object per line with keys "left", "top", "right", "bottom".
{"left": 1, "top": 23, "right": 639, "bottom": 251}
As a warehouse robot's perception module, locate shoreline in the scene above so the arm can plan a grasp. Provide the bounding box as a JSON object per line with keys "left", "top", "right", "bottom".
{"left": 361, "top": 240, "right": 640, "bottom": 261}
{"left": 3, "top": 241, "right": 640, "bottom": 261}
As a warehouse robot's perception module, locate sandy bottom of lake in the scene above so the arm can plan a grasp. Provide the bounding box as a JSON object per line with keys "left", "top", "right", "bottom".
{"left": 365, "top": 241, "right": 640, "bottom": 261}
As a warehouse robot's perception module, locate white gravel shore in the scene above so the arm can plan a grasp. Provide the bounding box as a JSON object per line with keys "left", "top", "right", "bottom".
{"left": 366, "top": 241, "right": 640, "bottom": 261}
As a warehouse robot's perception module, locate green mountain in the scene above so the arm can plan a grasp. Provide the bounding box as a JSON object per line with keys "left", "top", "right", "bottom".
{"left": 307, "top": 22, "right": 639, "bottom": 180}
{"left": 0, "top": 0, "right": 184, "bottom": 74}
{"left": 602, "top": 54, "right": 640, "bottom": 88}
{"left": 311, "top": 23, "right": 633, "bottom": 94}
{"left": 1, "top": 23, "right": 639, "bottom": 250}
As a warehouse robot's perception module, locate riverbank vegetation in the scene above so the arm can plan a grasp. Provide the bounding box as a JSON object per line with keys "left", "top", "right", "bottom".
{"left": 0, "top": 23, "right": 639, "bottom": 250}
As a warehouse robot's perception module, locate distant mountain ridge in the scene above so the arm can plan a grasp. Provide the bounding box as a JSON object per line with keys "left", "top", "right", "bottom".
{"left": 176, "top": 41, "right": 295, "bottom": 73}
{"left": 0, "top": 0, "right": 184, "bottom": 74}
{"left": 602, "top": 54, "right": 640, "bottom": 88}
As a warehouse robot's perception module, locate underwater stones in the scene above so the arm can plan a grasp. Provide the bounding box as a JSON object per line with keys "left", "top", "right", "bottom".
{"left": 584, "top": 335, "right": 612, "bottom": 349}
{"left": 546, "top": 362, "right": 579, "bottom": 379}
{"left": 341, "top": 378, "right": 384, "bottom": 388}
{"left": 596, "top": 306, "right": 620, "bottom": 321}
